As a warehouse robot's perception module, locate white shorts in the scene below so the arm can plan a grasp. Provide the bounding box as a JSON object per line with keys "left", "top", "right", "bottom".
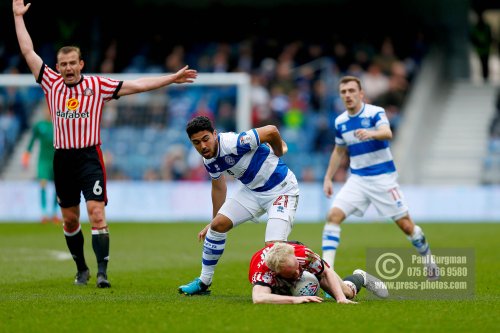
{"left": 218, "top": 174, "right": 299, "bottom": 242}
{"left": 332, "top": 173, "right": 408, "bottom": 220}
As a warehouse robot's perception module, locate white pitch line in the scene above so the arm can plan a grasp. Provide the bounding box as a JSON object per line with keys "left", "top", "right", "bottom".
{"left": 0, "top": 248, "right": 72, "bottom": 261}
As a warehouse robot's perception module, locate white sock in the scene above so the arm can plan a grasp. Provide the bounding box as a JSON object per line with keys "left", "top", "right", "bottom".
{"left": 200, "top": 228, "right": 227, "bottom": 286}
{"left": 408, "top": 225, "right": 430, "bottom": 256}
{"left": 322, "top": 223, "right": 341, "bottom": 269}
{"left": 343, "top": 280, "right": 357, "bottom": 299}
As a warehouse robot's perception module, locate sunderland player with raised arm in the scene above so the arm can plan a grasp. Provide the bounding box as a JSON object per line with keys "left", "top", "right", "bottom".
{"left": 13, "top": 0, "right": 197, "bottom": 288}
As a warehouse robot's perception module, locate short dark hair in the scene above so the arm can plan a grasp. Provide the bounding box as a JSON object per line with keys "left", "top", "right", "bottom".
{"left": 186, "top": 116, "right": 215, "bottom": 138}
{"left": 339, "top": 75, "right": 362, "bottom": 91}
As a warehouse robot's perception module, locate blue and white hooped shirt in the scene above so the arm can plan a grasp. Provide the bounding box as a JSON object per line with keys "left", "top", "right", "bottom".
{"left": 203, "top": 129, "right": 292, "bottom": 192}
{"left": 334, "top": 103, "right": 396, "bottom": 177}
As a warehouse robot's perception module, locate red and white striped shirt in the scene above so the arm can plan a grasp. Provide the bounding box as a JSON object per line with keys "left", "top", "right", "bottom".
{"left": 38, "top": 64, "right": 122, "bottom": 149}
{"left": 248, "top": 243, "right": 325, "bottom": 289}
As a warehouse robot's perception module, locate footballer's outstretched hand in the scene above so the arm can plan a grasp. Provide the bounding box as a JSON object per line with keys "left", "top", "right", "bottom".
{"left": 173, "top": 65, "right": 197, "bottom": 84}
{"left": 198, "top": 223, "right": 210, "bottom": 242}
{"left": 294, "top": 296, "right": 323, "bottom": 304}
{"left": 13, "top": 0, "right": 31, "bottom": 17}
{"left": 337, "top": 298, "right": 358, "bottom": 304}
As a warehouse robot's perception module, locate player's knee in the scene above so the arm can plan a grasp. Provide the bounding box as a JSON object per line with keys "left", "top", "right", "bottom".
{"left": 326, "top": 208, "right": 344, "bottom": 225}
{"left": 87, "top": 207, "right": 105, "bottom": 225}
{"left": 61, "top": 208, "right": 79, "bottom": 227}
{"left": 395, "top": 215, "right": 414, "bottom": 235}
{"left": 63, "top": 218, "right": 78, "bottom": 230}
{"left": 211, "top": 217, "right": 232, "bottom": 233}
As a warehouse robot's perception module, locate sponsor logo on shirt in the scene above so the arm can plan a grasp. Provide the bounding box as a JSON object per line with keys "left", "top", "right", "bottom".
{"left": 56, "top": 110, "right": 90, "bottom": 119}
{"left": 66, "top": 98, "right": 79, "bottom": 111}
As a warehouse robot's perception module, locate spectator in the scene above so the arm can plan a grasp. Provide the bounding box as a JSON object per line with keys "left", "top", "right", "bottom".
{"left": 470, "top": 9, "right": 493, "bottom": 82}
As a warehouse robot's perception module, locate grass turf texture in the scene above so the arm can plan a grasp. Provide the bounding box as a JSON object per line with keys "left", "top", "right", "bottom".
{"left": 0, "top": 222, "right": 499, "bottom": 333}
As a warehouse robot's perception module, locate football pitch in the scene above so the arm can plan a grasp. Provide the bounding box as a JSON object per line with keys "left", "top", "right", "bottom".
{"left": 0, "top": 222, "right": 499, "bottom": 332}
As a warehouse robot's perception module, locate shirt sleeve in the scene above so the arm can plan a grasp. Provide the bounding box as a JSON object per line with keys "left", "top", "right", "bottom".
{"left": 234, "top": 129, "right": 259, "bottom": 156}
{"left": 374, "top": 109, "right": 390, "bottom": 128}
{"left": 97, "top": 76, "right": 122, "bottom": 101}
{"left": 334, "top": 119, "right": 346, "bottom": 146}
{"left": 304, "top": 247, "right": 325, "bottom": 275}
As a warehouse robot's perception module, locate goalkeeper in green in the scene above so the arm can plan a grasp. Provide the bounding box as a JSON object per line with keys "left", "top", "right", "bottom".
{"left": 22, "top": 107, "right": 59, "bottom": 224}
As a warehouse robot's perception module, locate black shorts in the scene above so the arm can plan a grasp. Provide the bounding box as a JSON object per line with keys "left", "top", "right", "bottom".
{"left": 54, "top": 145, "right": 108, "bottom": 208}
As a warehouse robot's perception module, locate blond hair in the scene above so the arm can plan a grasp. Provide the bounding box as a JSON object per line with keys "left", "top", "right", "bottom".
{"left": 265, "top": 242, "right": 295, "bottom": 273}
{"left": 57, "top": 46, "right": 83, "bottom": 62}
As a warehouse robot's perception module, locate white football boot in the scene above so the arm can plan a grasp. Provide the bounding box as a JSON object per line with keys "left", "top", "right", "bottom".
{"left": 353, "top": 269, "right": 389, "bottom": 299}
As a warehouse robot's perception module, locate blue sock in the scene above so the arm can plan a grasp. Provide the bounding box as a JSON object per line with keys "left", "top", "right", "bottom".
{"left": 200, "top": 228, "right": 226, "bottom": 286}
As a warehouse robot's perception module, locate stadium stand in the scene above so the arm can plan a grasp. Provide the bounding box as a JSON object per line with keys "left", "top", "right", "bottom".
{"left": 3, "top": 0, "right": 492, "bottom": 184}
{"left": 1, "top": 31, "right": 424, "bottom": 181}
{"left": 482, "top": 89, "right": 500, "bottom": 184}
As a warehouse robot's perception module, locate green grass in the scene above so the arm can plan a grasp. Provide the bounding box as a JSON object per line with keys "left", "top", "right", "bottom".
{"left": 1, "top": 222, "right": 499, "bottom": 333}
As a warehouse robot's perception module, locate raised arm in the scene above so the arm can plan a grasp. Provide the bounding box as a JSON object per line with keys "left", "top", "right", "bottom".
{"left": 13, "top": 0, "right": 43, "bottom": 78}
{"left": 255, "top": 125, "right": 288, "bottom": 157}
{"left": 118, "top": 65, "right": 198, "bottom": 97}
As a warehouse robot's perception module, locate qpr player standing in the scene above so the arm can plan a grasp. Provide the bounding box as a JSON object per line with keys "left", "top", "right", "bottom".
{"left": 13, "top": 0, "right": 197, "bottom": 288}
{"left": 179, "top": 116, "right": 300, "bottom": 295}
{"left": 321, "top": 76, "right": 439, "bottom": 284}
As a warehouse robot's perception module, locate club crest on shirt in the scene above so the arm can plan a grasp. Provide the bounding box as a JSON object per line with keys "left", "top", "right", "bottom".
{"left": 224, "top": 155, "right": 235, "bottom": 165}
{"left": 361, "top": 117, "right": 371, "bottom": 128}
{"left": 84, "top": 88, "right": 94, "bottom": 96}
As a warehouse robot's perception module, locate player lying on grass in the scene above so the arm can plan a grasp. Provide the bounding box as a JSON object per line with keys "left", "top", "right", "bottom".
{"left": 249, "top": 241, "right": 389, "bottom": 304}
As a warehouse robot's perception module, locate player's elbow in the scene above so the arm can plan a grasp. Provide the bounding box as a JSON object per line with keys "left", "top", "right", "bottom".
{"left": 252, "top": 293, "right": 267, "bottom": 304}
{"left": 266, "top": 125, "right": 279, "bottom": 133}
{"left": 252, "top": 287, "right": 271, "bottom": 304}
{"left": 381, "top": 126, "right": 393, "bottom": 140}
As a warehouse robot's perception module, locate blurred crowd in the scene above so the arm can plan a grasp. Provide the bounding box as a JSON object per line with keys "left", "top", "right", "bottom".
{"left": 0, "top": 24, "right": 428, "bottom": 182}
{"left": 483, "top": 88, "right": 500, "bottom": 184}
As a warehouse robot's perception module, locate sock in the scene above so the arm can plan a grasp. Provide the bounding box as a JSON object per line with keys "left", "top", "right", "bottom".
{"left": 64, "top": 224, "right": 88, "bottom": 272}
{"left": 322, "top": 224, "right": 341, "bottom": 269}
{"left": 343, "top": 274, "right": 364, "bottom": 294}
{"left": 92, "top": 227, "right": 110, "bottom": 275}
{"left": 408, "top": 225, "right": 430, "bottom": 256}
{"left": 40, "top": 187, "right": 47, "bottom": 217}
{"left": 200, "top": 228, "right": 227, "bottom": 286}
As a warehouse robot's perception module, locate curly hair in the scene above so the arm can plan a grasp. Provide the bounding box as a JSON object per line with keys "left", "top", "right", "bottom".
{"left": 186, "top": 116, "right": 215, "bottom": 138}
